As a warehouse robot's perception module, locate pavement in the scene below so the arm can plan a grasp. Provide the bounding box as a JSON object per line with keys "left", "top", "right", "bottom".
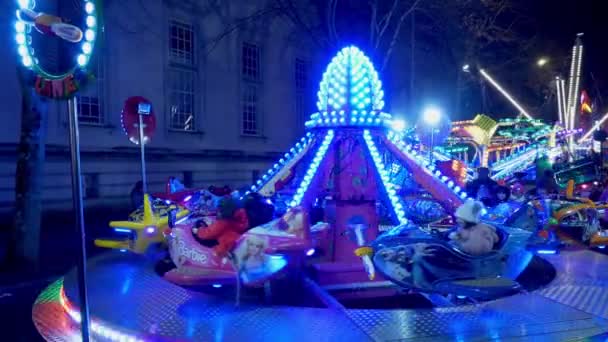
{"left": 0, "top": 206, "right": 131, "bottom": 341}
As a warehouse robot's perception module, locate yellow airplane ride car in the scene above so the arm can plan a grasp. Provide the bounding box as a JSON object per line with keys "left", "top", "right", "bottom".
{"left": 94, "top": 194, "right": 189, "bottom": 255}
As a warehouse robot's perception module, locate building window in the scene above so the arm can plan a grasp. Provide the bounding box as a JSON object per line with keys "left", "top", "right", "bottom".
{"left": 168, "top": 69, "right": 195, "bottom": 131}
{"left": 295, "top": 58, "right": 308, "bottom": 90}
{"left": 242, "top": 43, "right": 260, "bottom": 82}
{"left": 77, "top": 96, "right": 102, "bottom": 124}
{"left": 242, "top": 84, "right": 259, "bottom": 135}
{"left": 169, "top": 20, "right": 194, "bottom": 65}
{"left": 76, "top": 42, "right": 105, "bottom": 124}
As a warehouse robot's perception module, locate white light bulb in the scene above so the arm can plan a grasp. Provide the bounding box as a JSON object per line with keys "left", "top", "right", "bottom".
{"left": 85, "top": 29, "right": 95, "bottom": 42}
{"left": 77, "top": 54, "right": 87, "bottom": 66}
{"left": 82, "top": 42, "right": 92, "bottom": 54}
{"left": 17, "top": 45, "right": 27, "bottom": 56}
{"left": 85, "top": 2, "right": 95, "bottom": 14}
{"left": 86, "top": 15, "right": 97, "bottom": 28}
{"left": 22, "top": 55, "right": 32, "bottom": 67}
{"left": 16, "top": 33, "right": 26, "bottom": 44}
{"left": 15, "top": 22, "right": 26, "bottom": 33}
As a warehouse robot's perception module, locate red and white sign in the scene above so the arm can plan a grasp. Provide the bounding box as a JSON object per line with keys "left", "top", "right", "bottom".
{"left": 121, "top": 96, "right": 156, "bottom": 145}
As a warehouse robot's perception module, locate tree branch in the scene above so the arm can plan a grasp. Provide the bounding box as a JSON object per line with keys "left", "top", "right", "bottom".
{"left": 375, "top": 0, "right": 400, "bottom": 50}
{"left": 380, "top": 0, "right": 422, "bottom": 73}
{"left": 201, "top": 5, "right": 282, "bottom": 56}
{"left": 369, "top": 0, "right": 378, "bottom": 47}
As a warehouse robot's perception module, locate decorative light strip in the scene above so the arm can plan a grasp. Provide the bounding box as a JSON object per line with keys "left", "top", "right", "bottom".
{"left": 363, "top": 130, "right": 408, "bottom": 224}
{"left": 579, "top": 112, "right": 608, "bottom": 143}
{"left": 305, "top": 110, "right": 391, "bottom": 128}
{"left": 479, "top": 69, "right": 533, "bottom": 120}
{"left": 570, "top": 43, "right": 583, "bottom": 149}
{"left": 289, "top": 130, "right": 334, "bottom": 207}
{"left": 245, "top": 133, "right": 314, "bottom": 196}
{"left": 491, "top": 143, "right": 544, "bottom": 170}
{"left": 556, "top": 128, "right": 582, "bottom": 137}
{"left": 491, "top": 150, "right": 541, "bottom": 180}
{"left": 565, "top": 44, "right": 578, "bottom": 115}
{"left": 387, "top": 134, "right": 470, "bottom": 201}
{"left": 559, "top": 79, "right": 567, "bottom": 125}
{"left": 556, "top": 76, "right": 564, "bottom": 124}
{"left": 60, "top": 286, "right": 144, "bottom": 342}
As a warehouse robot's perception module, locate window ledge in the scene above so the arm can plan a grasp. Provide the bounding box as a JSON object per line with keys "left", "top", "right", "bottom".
{"left": 240, "top": 134, "right": 267, "bottom": 140}
{"left": 63, "top": 121, "right": 115, "bottom": 129}
{"left": 168, "top": 129, "right": 205, "bottom": 136}
{"left": 80, "top": 123, "right": 115, "bottom": 128}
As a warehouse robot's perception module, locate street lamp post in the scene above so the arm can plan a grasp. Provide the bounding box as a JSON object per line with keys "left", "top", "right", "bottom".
{"left": 423, "top": 107, "right": 441, "bottom": 164}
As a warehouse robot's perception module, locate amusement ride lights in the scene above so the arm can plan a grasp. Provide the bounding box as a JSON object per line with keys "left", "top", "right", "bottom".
{"left": 307, "top": 46, "right": 390, "bottom": 129}
{"left": 555, "top": 76, "right": 566, "bottom": 125}
{"left": 479, "top": 69, "right": 533, "bottom": 120}
{"left": 559, "top": 78, "right": 567, "bottom": 124}
{"left": 579, "top": 112, "right": 608, "bottom": 143}
{"left": 363, "top": 130, "right": 408, "bottom": 225}
{"left": 59, "top": 285, "right": 144, "bottom": 342}
{"left": 565, "top": 34, "right": 584, "bottom": 150}
{"left": 245, "top": 133, "right": 314, "bottom": 196}
{"left": 387, "top": 133, "right": 470, "bottom": 201}
{"left": 289, "top": 130, "right": 334, "bottom": 207}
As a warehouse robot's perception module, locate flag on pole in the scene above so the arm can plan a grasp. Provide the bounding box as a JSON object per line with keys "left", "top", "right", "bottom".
{"left": 581, "top": 90, "right": 593, "bottom": 114}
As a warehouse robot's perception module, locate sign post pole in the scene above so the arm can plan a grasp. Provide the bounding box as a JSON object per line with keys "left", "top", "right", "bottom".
{"left": 67, "top": 97, "right": 91, "bottom": 342}
{"left": 138, "top": 113, "right": 148, "bottom": 194}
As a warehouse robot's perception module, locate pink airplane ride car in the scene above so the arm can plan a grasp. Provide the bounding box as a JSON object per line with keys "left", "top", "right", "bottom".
{"left": 162, "top": 205, "right": 329, "bottom": 296}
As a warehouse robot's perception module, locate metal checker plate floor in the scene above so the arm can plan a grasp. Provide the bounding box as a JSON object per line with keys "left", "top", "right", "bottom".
{"left": 34, "top": 250, "right": 608, "bottom": 341}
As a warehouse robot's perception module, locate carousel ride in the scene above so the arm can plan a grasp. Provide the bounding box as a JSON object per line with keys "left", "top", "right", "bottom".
{"left": 32, "top": 46, "right": 608, "bottom": 342}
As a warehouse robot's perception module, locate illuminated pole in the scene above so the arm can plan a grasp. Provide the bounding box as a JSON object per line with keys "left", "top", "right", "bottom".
{"left": 556, "top": 76, "right": 564, "bottom": 124}
{"left": 560, "top": 79, "right": 567, "bottom": 123}
{"left": 566, "top": 34, "right": 584, "bottom": 151}
{"left": 579, "top": 112, "right": 608, "bottom": 143}
{"left": 479, "top": 69, "right": 533, "bottom": 120}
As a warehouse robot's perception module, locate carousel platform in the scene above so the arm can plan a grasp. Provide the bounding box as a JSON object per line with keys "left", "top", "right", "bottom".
{"left": 33, "top": 249, "right": 608, "bottom": 341}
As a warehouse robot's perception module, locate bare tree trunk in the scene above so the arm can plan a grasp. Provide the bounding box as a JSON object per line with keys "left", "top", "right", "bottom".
{"left": 9, "top": 70, "right": 48, "bottom": 270}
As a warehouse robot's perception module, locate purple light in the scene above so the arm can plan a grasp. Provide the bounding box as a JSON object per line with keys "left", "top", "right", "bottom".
{"left": 145, "top": 226, "right": 156, "bottom": 235}
{"left": 306, "top": 248, "right": 315, "bottom": 256}
{"left": 537, "top": 249, "right": 556, "bottom": 255}
{"left": 184, "top": 195, "right": 192, "bottom": 202}
{"left": 212, "top": 284, "right": 222, "bottom": 288}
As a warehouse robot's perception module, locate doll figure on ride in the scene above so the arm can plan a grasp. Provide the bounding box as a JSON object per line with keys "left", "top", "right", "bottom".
{"left": 233, "top": 235, "right": 270, "bottom": 279}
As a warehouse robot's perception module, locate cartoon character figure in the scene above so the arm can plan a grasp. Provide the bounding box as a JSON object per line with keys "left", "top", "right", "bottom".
{"left": 17, "top": 8, "right": 83, "bottom": 43}
{"left": 194, "top": 197, "right": 249, "bottom": 256}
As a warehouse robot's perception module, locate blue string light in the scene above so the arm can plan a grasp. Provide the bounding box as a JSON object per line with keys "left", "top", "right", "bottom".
{"left": 387, "top": 134, "right": 470, "bottom": 202}
{"left": 289, "top": 130, "right": 335, "bottom": 207}
{"left": 245, "top": 133, "right": 314, "bottom": 196}
{"left": 363, "top": 130, "right": 408, "bottom": 225}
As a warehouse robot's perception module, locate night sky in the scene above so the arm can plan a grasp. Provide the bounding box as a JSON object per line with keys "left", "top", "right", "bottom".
{"left": 531, "top": 0, "right": 608, "bottom": 98}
